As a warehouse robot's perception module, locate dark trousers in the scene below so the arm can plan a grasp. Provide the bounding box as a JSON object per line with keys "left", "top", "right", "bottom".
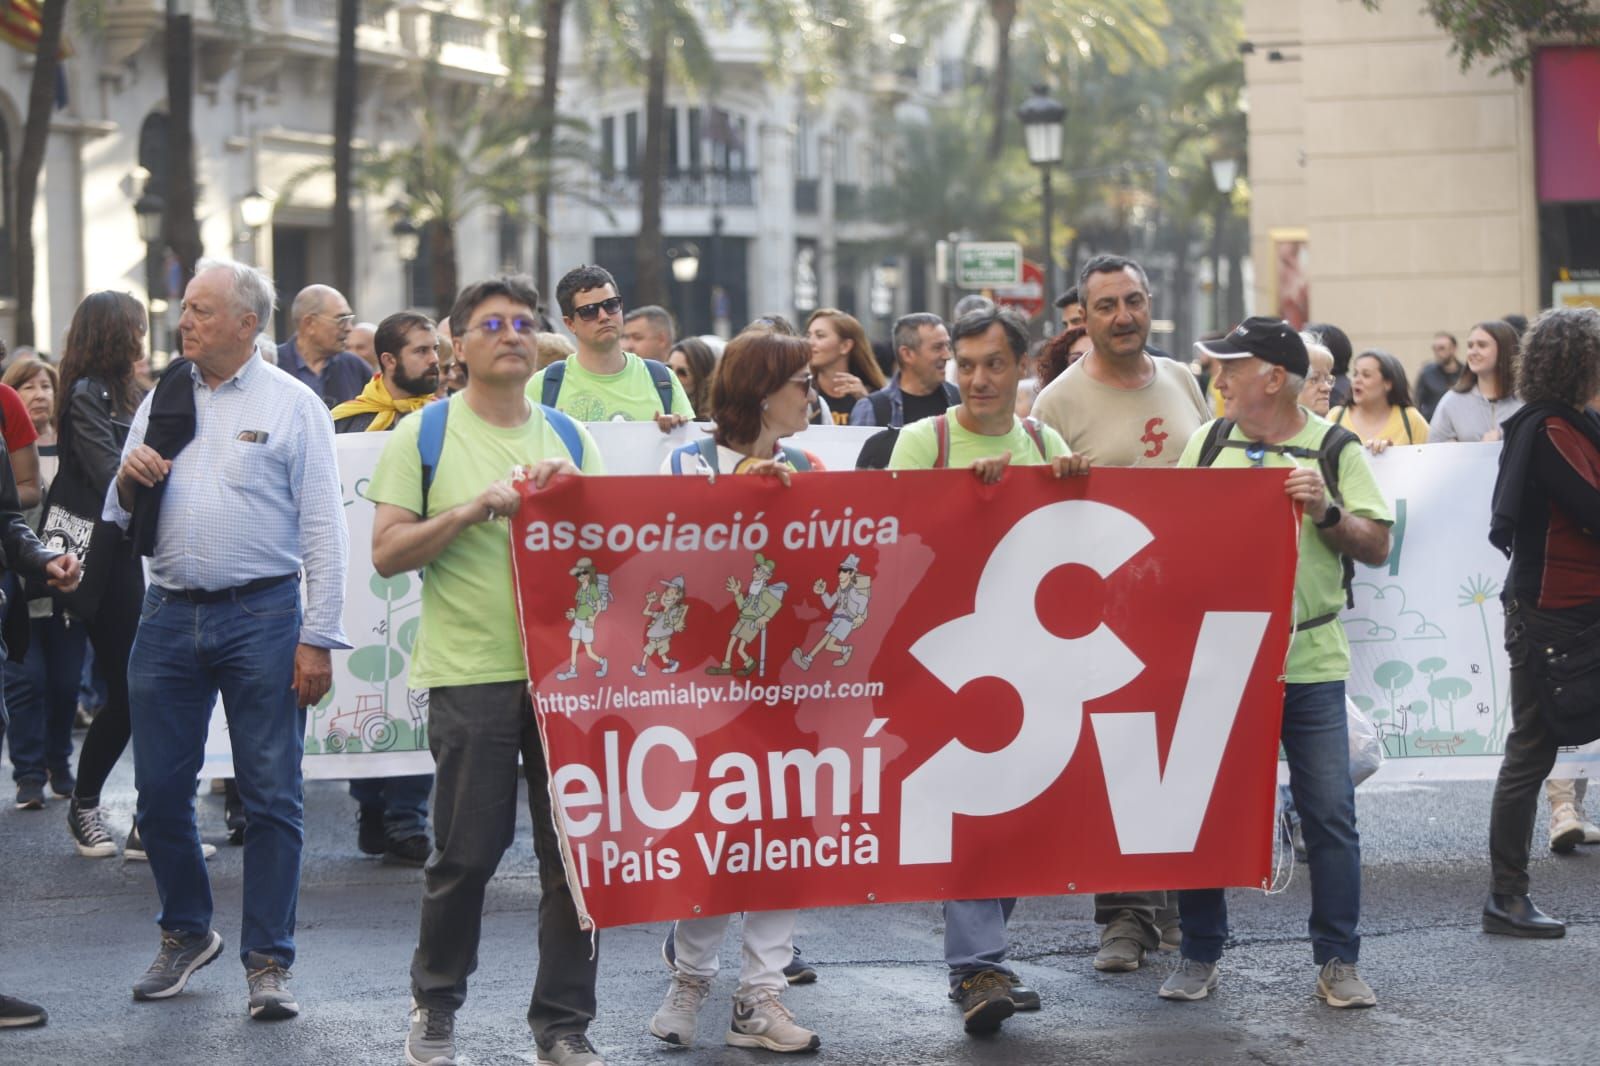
{"left": 3, "top": 609, "right": 86, "bottom": 783}
{"left": 1489, "top": 599, "right": 1596, "bottom": 895}
{"left": 410, "top": 681, "right": 596, "bottom": 1041}
{"left": 72, "top": 550, "right": 144, "bottom": 803}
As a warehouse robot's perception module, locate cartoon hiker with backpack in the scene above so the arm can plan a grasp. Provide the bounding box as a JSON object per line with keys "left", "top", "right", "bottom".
{"left": 792, "top": 553, "right": 872, "bottom": 669}
{"left": 633, "top": 576, "right": 689, "bottom": 676}
{"left": 708, "top": 553, "right": 786, "bottom": 677}
{"left": 558, "top": 556, "right": 611, "bottom": 680}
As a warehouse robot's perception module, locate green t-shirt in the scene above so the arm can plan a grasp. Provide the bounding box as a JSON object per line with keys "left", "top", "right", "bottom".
{"left": 366, "top": 394, "right": 605, "bottom": 689}
{"left": 527, "top": 351, "right": 695, "bottom": 422}
{"left": 1177, "top": 412, "right": 1393, "bottom": 684}
{"left": 886, "top": 413, "right": 1070, "bottom": 470}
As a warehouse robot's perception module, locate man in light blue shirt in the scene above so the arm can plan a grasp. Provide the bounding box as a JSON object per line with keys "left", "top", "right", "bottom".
{"left": 105, "top": 258, "right": 349, "bottom": 1021}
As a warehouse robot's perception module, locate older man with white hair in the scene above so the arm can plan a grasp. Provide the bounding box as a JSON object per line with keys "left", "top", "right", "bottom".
{"left": 277, "top": 283, "right": 371, "bottom": 407}
{"left": 107, "top": 258, "right": 349, "bottom": 1021}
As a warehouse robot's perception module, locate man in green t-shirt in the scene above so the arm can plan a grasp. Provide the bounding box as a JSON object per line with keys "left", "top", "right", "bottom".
{"left": 888, "top": 306, "right": 1087, "bottom": 1038}
{"left": 1163, "top": 316, "right": 1392, "bottom": 1011}
{"left": 367, "top": 275, "right": 608, "bottom": 1066}
{"left": 527, "top": 265, "right": 695, "bottom": 427}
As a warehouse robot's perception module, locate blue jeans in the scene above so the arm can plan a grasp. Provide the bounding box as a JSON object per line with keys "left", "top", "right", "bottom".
{"left": 349, "top": 774, "right": 433, "bottom": 840}
{"left": 4, "top": 610, "right": 85, "bottom": 783}
{"left": 79, "top": 643, "right": 108, "bottom": 712}
{"left": 1178, "top": 680, "right": 1361, "bottom": 965}
{"left": 944, "top": 898, "right": 1017, "bottom": 986}
{"left": 128, "top": 580, "right": 305, "bottom": 968}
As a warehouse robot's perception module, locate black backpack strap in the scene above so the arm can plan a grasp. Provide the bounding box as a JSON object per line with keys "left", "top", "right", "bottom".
{"left": 1195, "top": 418, "right": 1235, "bottom": 467}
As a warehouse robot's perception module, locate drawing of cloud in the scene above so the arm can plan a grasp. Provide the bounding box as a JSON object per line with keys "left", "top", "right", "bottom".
{"left": 1345, "top": 582, "right": 1447, "bottom": 644}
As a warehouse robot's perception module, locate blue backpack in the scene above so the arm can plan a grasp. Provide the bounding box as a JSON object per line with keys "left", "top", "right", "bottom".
{"left": 416, "top": 397, "right": 585, "bottom": 512}
{"left": 540, "top": 356, "right": 676, "bottom": 413}
{"left": 668, "top": 436, "right": 813, "bottom": 475}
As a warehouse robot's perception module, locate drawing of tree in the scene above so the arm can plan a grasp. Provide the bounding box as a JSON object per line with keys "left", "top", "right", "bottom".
{"left": 1428, "top": 676, "right": 1472, "bottom": 732}
{"left": 1373, "top": 660, "right": 1414, "bottom": 726}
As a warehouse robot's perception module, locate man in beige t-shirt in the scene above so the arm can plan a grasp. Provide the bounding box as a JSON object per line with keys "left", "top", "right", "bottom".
{"left": 1032, "top": 256, "right": 1208, "bottom": 469}
{"left": 1031, "top": 254, "right": 1209, "bottom": 975}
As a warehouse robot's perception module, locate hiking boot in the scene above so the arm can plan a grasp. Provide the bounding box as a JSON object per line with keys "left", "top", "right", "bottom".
{"left": 68, "top": 796, "right": 117, "bottom": 858}
{"left": 954, "top": 970, "right": 1015, "bottom": 1034}
{"left": 0, "top": 993, "right": 48, "bottom": 1028}
{"left": 1550, "top": 803, "right": 1584, "bottom": 853}
{"left": 535, "top": 1031, "right": 605, "bottom": 1065}
{"left": 649, "top": 971, "right": 711, "bottom": 1046}
{"left": 1316, "top": 959, "right": 1376, "bottom": 1008}
{"left": 15, "top": 778, "right": 45, "bottom": 810}
{"left": 125, "top": 825, "right": 216, "bottom": 862}
{"left": 132, "top": 929, "right": 223, "bottom": 1000}
{"left": 47, "top": 767, "right": 74, "bottom": 798}
{"left": 726, "top": 990, "right": 820, "bottom": 1052}
{"left": 406, "top": 999, "right": 456, "bottom": 1065}
{"left": 783, "top": 944, "right": 817, "bottom": 985}
{"left": 1158, "top": 958, "right": 1219, "bottom": 1001}
{"left": 1583, "top": 817, "right": 1600, "bottom": 844}
{"left": 384, "top": 834, "right": 431, "bottom": 867}
{"left": 357, "top": 805, "right": 386, "bottom": 855}
{"left": 245, "top": 952, "right": 299, "bottom": 1020}
{"left": 1093, "top": 936, "right": 1145, "bottom": 972}
{"left": 1005, "top": 974, "right": 1041, "bottom": 1011}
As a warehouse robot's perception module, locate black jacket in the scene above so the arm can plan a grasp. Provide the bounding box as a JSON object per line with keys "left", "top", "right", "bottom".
{"left": 0, "top": 443, "right": 66, "bottom": 661}
{"left": 129, "top": 358, "right": 198, "bottom": 558}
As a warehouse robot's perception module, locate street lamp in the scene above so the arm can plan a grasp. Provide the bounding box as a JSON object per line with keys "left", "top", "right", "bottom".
{"left": 134, "top": 189, "right": 165, "bottom": 245}
{"left": 1208, "top": 156, "right": 1240, "bottom": 329}
{"left": 669, "top": 243, "right": 700, "bottom": 333}
{"left": 1018, "top": 85, "right": 1067, "bottom": 316}
{"left": 238, "top": 188, "right": 274, "bottom": 231}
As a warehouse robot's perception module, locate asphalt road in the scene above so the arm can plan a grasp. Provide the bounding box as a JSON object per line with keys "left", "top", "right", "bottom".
{"left": 2, "top": 757, "right": 1596, "bottom": 1066}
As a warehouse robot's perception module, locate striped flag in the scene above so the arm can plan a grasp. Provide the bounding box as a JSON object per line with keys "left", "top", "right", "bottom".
{"left": 0, "top": 0, "right": 71, "bottom": 59}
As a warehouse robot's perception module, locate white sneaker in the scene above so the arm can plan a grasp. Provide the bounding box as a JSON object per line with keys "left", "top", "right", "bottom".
{"left": 725, "top": 990, "right": 819, "bottom": 1053}
{"left": 649, "top": 972, "right": 711, "bottom": 1047}
{"left": 1582, "top": 819, "right": 1600, "bottom": 845}
{"left": 1550, "top": 803, "right": 1584, "bottom": 853}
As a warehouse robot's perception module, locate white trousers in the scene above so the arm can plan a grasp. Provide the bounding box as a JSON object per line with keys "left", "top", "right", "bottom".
{"left": 672, "top": 909, "right": 797, "bottom": 998}
{"left": 1546, "top": 776, "right": 1588, "bottom": 810}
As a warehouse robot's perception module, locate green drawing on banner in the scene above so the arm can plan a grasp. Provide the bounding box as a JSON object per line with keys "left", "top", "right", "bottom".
{"left": 1428, "top": 676, "right": 1472, "bottom": 732}
{"left": 1458, "top": 573, "right": 1505, "bottom": 749}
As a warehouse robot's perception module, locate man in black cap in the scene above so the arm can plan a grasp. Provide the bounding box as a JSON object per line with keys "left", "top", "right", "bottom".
{"left": 1162, "top": 316, "right": 1392, "bottom": 1009}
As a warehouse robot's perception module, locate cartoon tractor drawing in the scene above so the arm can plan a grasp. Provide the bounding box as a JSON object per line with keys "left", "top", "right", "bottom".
{"left": 324, "top": 695, "right": 401, "bottom": 753}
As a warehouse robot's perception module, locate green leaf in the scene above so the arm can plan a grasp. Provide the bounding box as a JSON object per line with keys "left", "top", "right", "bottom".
{"left": 349, "top": 646, "right": 404, "bottom": 683}
{"left": 397, "top": 617, "right": 421, "bottom": 656}
{"left": 370, "top": 573, "right": 412, "bottom": 601}
{"left": 1373, "top": 660, "right": 1414, "bottom": 692}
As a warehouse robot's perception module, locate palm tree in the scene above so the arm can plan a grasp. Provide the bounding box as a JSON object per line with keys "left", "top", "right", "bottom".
{"left": 12, "top": 0, "right": 67, "bottom": 349}
{"left": 333, "top": 0, "right": 360, "bottom": 296}
{"left": 163, "top": 0, "right": 205, "bottom": 286}
{"left": 533, "top": 0, "right": 569, "bottom": 299}
{"left": 898, "top": 0, "right": 1171, "bottom": 155}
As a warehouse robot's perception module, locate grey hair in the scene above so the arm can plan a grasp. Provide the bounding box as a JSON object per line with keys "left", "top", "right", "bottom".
{"left": 254, "top": 333, "right": 278, "bottom": 365}
{"left": 623, "top": 304, "right": 676, "bottom": 338}
{"left": 1281, "top": 371, "right": 1306, "bottom": 393}
{"left": 893, "top": 312, "right": 945, "bottom": 355}
{"left": 196, "top": 257, "right": 276, "bottom": 336}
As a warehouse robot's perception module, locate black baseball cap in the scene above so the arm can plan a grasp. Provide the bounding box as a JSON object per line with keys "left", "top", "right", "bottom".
{"left": 1194, "top": 316, "right": 1309, "bottom": 377}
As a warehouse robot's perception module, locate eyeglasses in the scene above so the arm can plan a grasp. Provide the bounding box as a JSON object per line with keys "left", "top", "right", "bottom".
{"left": 319, "top": 312, "right": 357, "bottom": 327}
{"left": 788, "top": 373, "right": 817, "bottom": 393}
{"left": 465, "top": 315, "right": 538, "bottom": 336}
{"left": 1306, "top": 372, "right": 1333, "bottom": 386}
{"left": 571, "top": 296, "right": 624, "bottom": 321}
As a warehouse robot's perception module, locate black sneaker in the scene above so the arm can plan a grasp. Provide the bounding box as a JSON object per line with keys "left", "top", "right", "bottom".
{"left": 68, "top": 796, "right": 118, "bottom": 858}
{"left": 245, "top": 952, "right": 299, "bottom": 1020}
{"left": 955, "top": 970, "right": 1015, "bottom": 1034}
{"left": 125, "top": 825, "right": 217, "bottom": 862}
{"left": 224, "top": 780, "right": 246, "bottom": 846}
{"left": 383, "top": 834, "right": 431, "bottom": 867}
{"left": 782, "top": 944, "right": 817, "bottom": 985}
{"left": 15, "top": 778, "right": 45, "bottom": 810}
{"left": 47, "top": 767, "right": 75, "bottom": 798}
{"left": 357, "top": 805, "right": 386, "bottom": 856}
{"left": 0, "top": 992, "right": 48, "bottom": 1028}
{"left": 132, "top": 929, "right": 223, "bottom": 1000}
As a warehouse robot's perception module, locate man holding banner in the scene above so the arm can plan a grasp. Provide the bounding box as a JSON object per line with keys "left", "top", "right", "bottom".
{"left": 889, "top": 305, "right": 1088, "bottom": 1035}
{"left": 365, "top": 276, "right": 608, "bottom": 1066}
{"left": 1168, "top": 317, "right": 1392, "bottom": 1008}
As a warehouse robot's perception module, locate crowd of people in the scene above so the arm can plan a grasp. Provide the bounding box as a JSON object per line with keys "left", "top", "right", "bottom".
{"left": 0, "top": 251, "right": 1597, "bottom": 1066}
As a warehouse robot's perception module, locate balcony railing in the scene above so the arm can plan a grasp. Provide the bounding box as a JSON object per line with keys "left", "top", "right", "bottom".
{"left": 600, "top": 170, "right": 756, "bottom": 208}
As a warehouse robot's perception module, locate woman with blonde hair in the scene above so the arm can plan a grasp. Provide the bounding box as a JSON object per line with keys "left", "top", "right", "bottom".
{"left": 804, "top": 308, "right": 885, "bottom": 425}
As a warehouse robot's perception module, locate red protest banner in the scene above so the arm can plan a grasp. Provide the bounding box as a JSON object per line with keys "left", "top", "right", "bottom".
{"left": 510, "top": 467, "right": 1299, "bottom": 930}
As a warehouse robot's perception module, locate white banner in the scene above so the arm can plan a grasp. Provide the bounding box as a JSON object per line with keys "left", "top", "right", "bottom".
{"left": 1350, "top": 443, "right": 1597, "bottom": 783}
{"left": 201, "top": 423, "right": 879, "bottom": 778}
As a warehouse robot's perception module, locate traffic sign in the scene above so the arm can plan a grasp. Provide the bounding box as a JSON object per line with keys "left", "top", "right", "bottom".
{"left": 994, "top": 260, "right": 1046, "bottom": 320}
{"left": 955, "top": 242, "right": 1022, "bottom": 288}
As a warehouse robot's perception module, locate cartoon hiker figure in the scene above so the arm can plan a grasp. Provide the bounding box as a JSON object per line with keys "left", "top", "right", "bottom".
{"left": 792, "top": 553, "right": 872, "bottom": 670}
{"left": 557, "top": 556, "right": 610, "bottom": 680}
{"left": 708, "top": 553, "right": 787, "bottom": 677}
{"left": 632, "top": 576, "right": 689, "bottom": 676}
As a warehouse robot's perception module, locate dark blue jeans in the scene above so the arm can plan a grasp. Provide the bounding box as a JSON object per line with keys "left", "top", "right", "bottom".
{"left": 1178, "top": 680, "right": 1362, "bottom": 965}
{"left": 349, "top": 774, "right": 433, "bottom": 840}
{"left": 4, "top": 610, "right": 85, "bottom": 783}
{"left": 128, "top": 580, "right": 305, "bottom": 968}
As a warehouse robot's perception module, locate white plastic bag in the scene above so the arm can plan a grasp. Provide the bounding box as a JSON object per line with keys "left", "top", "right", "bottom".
{"left": 1347, "top": 697, "right": 1384, "bottom": 787}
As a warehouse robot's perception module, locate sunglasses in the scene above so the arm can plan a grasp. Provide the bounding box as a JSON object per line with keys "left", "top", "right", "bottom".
{"left": 465, "top": 315, "right": 538, "bottom": 336}
{"left": 571, "top": 296, "right": 624, "bottom": 321}
{"left": 788, "top": 374, "right": 817, "bottom": 393}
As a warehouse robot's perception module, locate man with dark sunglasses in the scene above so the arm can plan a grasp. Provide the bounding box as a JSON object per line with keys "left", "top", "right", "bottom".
{"left": 528, "top": 265, "right": 694, "bottom": 430}
{"left": 1166, "top": 316, "right": 1392, "bottom": 1010}
{"left": 277, "top": 284, "right": 372, "bottom": 408}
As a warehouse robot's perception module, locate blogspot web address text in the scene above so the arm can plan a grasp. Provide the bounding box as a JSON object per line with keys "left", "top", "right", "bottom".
{"left": 534, "top": 677, "right": 886, "bottom": 717}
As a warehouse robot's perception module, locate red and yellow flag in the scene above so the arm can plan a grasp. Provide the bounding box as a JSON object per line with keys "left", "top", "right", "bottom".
{"left": 0, "top": 0, "right": 72, "bottom": 59}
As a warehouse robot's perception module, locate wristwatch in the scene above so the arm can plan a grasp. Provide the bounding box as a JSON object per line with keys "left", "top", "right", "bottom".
{"left": 1315, "top": 504, "right": 1343, "bottom": 529}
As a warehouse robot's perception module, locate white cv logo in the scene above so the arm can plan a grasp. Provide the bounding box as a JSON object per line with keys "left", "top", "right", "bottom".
{"left": 901, "top": 500, "right": 1270, "bottom": 864}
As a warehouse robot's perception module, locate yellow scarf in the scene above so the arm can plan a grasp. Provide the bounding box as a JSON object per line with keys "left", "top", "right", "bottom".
{"left": 329, "top": 374, "right": 430, "bottom": 432}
